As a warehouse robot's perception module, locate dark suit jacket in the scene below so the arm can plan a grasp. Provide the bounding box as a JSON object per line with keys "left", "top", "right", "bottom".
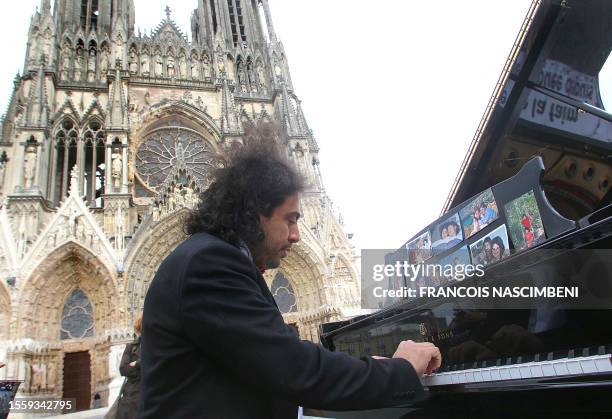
{"left": 139, "top": 232, "right": 424, "bottom": 419}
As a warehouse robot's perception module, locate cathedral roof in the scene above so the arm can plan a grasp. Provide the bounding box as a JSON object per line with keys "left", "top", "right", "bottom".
{"left": 151, "top": 6, "right": 188, "bottom": 44}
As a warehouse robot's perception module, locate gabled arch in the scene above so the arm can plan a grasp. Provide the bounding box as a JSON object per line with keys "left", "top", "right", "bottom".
{"left": 52, "top": 100, "right": 81, "bottom": 125}
{"left": 15, "top": 241, "right": 120, "bottom": 341}
{"left": 124, "top": 209, "right": 189, "bottom": 321}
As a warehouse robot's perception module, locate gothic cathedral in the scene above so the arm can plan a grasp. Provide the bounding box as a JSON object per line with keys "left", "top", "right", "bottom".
{"left": 0, "top": 0, "right": 361, "bottom": 409}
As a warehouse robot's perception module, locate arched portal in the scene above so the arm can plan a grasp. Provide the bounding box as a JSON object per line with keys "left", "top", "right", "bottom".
{"left": 10, "top": 241, "right": 117, "bottom": 403}
{"left": 124, "top": 209, "right": 189, "bottom": 320}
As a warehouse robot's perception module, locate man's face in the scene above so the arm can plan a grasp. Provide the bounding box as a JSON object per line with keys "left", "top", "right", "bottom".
{"left": 257, "top": 194, "right": 301, "bottom": 269}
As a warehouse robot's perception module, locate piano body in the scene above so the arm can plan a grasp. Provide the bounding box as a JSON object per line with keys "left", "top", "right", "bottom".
{"left": 310, "top": 0, "right": 612, "bottom": 417}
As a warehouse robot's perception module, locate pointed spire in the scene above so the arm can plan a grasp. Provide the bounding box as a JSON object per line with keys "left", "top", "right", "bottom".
{"left": 165, "top": 5, "right": 172, "bottom": 21}
{"left": 278, "top": 82, "right": 300, "bottom": 137}
{"left": 40, "top": 0, "right": 51, "bottom": 14}
{"left": 107, "top": 66, "right": 128, "bottom": 128}
{"left": 220, "top": 79, "right": 240, "bottom": 134}
{"left": 260, "top": 0, "right": 278, "bottom": 44}
{"left": 25, "top": 55, "right": 48, "bottom": 126}
{"left": 69, "top": 165, "right": 80, "bottom": 196}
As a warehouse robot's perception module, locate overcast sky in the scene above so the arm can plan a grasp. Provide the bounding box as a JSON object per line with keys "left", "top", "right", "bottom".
{"left": 1, "top": 1, "right": 609, "bottom": 251}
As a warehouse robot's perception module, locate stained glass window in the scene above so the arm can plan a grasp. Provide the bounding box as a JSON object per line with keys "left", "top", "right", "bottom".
{"left": 135, "top": 126, "right": 215, "bottom": 191}
{"left": 60, "top": 288, "right": 94, "bottom": 340}
{"left": 271, "top": 272, "right": 297, "bottom": 314}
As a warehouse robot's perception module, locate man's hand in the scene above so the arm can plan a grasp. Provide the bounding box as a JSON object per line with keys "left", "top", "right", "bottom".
{"left": 392, "top": 340, "right": 441, "bottom": 376}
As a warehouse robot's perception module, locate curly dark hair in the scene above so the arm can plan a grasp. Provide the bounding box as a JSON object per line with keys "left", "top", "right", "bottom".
{"left": 184, "top": 127, "right": 305, "bottom": 247}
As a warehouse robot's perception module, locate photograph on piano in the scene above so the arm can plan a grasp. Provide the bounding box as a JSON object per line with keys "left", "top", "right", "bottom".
{"left": 459, "top": 188, "right": 500, "bottom": 239}
{"left": 406, "top": 231, "right": 432, "bottom": 264}
{"left": 431, "top": 213, "right": 464, "bottom": 255}
{"left": 469, "top": 224, "right": 511, "bottom": 266}
{"left": 504, "top": 190, "right": 547, "bottom": 250}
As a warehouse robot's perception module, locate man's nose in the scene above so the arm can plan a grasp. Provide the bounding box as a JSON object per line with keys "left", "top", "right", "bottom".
{"left": 289, "top": 225, "right": 300, "bottom": 243}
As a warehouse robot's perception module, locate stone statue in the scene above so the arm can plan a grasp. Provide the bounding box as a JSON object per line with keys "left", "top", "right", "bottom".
{"left": 76, "top": 218, "right": 86, "bottom": 243}
{"left": 60, "top": 43, "right": 71, "bottom": 80}
{"left": 257, "top": 62, "right": 267, "bottom": 93}
{"left": 152, "top": 202, "right": 160, "bottom": 222}
{"left": 216, "top": 53, "right": 225, "bottom": 78}
{"left": 167, "top": 56, "right": 175, "bottom": 78}
{"left": 100, "top": 48, "right": 109, "bottom": 75}
{"left": 247, "top": 63, "right": 256, "bottom": 85}
{"left": 173, "top": 185, "right": 184, "bottom": 208}
{"left": 141, "top": 54, "right": 149, "bottom": 76}
{"left": 190, "top": 53, "right": 200, "bottom": 80}
{"left": 274, "top": 63, "right": 282, "bottom": 82}
{"left": 87, "top": 49, "right": 96, "bottom": 82}
{"left": 23, "top": 145, "right": 37, "bottom": 188}
{"left": 111, "top": 148, "right": 122, "bottom": 190}
{"left": 179, "top": 55, "right": 187, "bottom": 79}
{"left": 155, "top": 53, "right": 163, "bottom": 77}
{"left": 47, "top": 362, "right": 56, "bottom": 390}
{"left": 237, "top": 62, "right": 246, "bottom": 86}
{"left": 114, "top": 34, "right": 125, "bottom": 64}
{"left": 73, "top": 51, "right": 83, "bottom": 80}
{"left": 202, "top": 54, "right": 210, "bottom": 78}
{"left": 42, "top": 29, "right": 53, "bottom": 62}
{"left": 129, "top": 49, "right": 138, "bottom": 74}
{"left": 184, "top": 186, "right": 196, "bottom": 208}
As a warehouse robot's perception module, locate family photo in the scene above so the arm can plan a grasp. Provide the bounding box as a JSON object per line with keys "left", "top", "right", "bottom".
{"left": 504, "top": 190, "right": 546, "bottom": 250}
{"left": 431, "top": 213, "right": 464, "bottom": 254}
{"left": 469, "top": 224, "right": 510, "bottom": 266}
{"left": 406, "top": 231, "right": 432, "bottom": 264}
{"left": 459, "top": 189, "right": 500, "bottom": 239}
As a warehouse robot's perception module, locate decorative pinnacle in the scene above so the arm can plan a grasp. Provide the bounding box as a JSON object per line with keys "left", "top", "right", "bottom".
{"left": 69, "top": 165, "right": 79, "bottom": 196}
{"left": 165, "top": 5, "right": 172, "bottom": 21}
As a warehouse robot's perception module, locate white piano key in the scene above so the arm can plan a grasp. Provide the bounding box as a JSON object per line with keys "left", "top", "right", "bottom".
{"left": 553, "top": 362, "right": 570, "bottom": 376}
{"left": 474, "top": 371, "right": 483, "bottom": 382}
{"left": 450, "top": 373, "right": 459, "bottom": 384}
{"left": 541, "top": 363, "right": 556, "bottom": 377}
{"left": 441, "top": 373, "right": 453, "bottom": 385}
{"left": 530, "top": 364, "right": 543, "bottom": 377}
{"left": 594, "top": 356, "right": 612, "bottom": 373}
{"left": 580, "top": 359, "right": 598, "bottom": 374}
{"left": 490, "top": 368, "right": 502, "bottom": 381}
{"left": 566, "top": 360, "right": 583, "bottom": 375}
{"left": 499, "top": 368, "right": 511, "bottom": 380}
{"left": 509, "top": 366, "right": 521, "bottom": 380}
{"left": 481, "top": 369, "right": 492, "bottom": 382}
{"left": 465, "top": 371, "right": 475, "bottom": 383}
{"left": 519, "top": 365, "right": 532, "bottom": 379}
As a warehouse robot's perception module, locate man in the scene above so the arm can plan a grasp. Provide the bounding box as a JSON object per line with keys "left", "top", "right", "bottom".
{"left": 139, "top": 139, "right": 441, "bottom": 418}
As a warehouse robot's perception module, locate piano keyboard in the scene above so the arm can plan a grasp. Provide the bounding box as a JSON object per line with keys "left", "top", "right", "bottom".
{"left": 421, "top": 354, "right": 612, "bottom": 386}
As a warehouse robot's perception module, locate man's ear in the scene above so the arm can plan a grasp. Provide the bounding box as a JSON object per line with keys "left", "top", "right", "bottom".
{"left": 258, "top": 211, "right": 268, "bottom": 226}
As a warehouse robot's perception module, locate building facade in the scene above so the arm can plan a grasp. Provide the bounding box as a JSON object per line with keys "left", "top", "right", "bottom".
{"left": 0, "top": 0, "right": 361, "bottom": 409}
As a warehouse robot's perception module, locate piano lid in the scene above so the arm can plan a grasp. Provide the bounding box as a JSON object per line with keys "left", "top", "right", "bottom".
{"left": 443, "top": 0, "right": 612, "bottom": 221}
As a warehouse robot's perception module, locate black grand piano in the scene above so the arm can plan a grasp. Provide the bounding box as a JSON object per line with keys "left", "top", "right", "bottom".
{"left": 310, "top": 0, "right": 612, "bottom": 417}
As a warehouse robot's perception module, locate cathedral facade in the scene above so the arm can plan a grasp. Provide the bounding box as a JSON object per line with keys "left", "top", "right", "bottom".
{"left": 0, "top": 0, "right": 360, "bottom": 409}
